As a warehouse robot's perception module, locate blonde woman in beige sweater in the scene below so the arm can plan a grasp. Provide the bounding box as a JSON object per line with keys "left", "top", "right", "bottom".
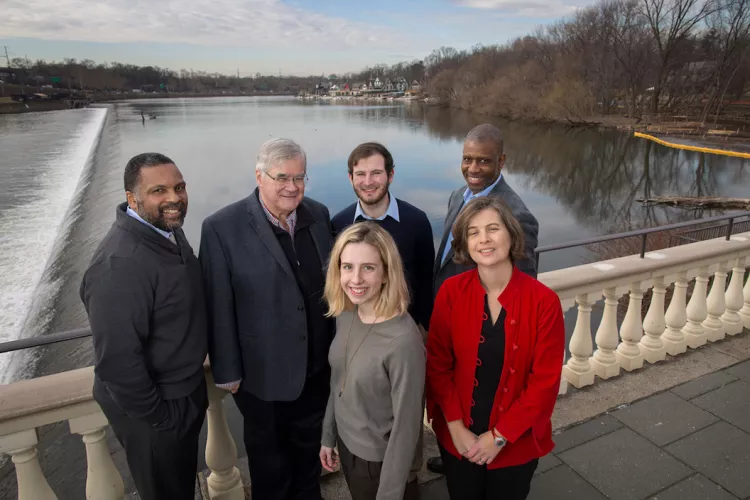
{"left": 320, "top": 222, "right": 426, "bottom": 500}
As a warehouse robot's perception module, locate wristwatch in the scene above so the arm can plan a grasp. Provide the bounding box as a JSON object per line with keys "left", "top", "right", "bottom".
{"left": 492, "top": 428, "right": 507, "bottom": 448}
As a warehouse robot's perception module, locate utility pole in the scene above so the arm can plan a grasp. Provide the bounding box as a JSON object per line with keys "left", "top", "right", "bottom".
{"left": 3, "top": 46, "right": 11, "bottom": 67}
{"left": 237, "top": 68, "right": 240, "bottom": 79}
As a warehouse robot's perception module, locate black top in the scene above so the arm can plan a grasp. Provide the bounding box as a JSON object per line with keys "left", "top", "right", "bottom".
{"left": 332, "top": 197, "right": 435, "bottom": 329}
{"left": 267, "top": 200, "right": 334, "bottom": 377}
{"left": 469, "top": 296, "right": 506, "bottom": 435}
{"left": 81, "top": 203, "right": 208, "bottom": 429}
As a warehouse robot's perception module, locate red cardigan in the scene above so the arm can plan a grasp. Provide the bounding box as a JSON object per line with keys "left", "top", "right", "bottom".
{"left": 426, "top": 267, "right": 565, "bottom": 469}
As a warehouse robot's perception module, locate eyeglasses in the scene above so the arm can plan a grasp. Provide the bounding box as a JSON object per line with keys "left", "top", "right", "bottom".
{"left": 263, "top": 171, "right": 308, "bottom": 186}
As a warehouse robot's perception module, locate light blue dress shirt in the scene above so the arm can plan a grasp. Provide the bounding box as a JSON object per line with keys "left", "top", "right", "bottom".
{"left": 126, "top": 206, "right": 174, "bottom": 241}
{"left": 353, "top": 194, "right": 401, "bottom": 222}
{"left": 440, "top": 174, "right": 503, "bottom": 264}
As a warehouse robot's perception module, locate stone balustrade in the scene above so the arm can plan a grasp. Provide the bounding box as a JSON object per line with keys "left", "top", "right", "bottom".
{"left": 2, "top": 232, "right": 750, "bottom": 497}
{"left": 0, "top": 365, "right": 244, "bottom": 500}
{"left": 540, "top": 231, "right": 750, "bottom": 390}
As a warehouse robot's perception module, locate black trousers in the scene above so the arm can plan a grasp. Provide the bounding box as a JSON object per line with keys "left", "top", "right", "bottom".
{"left": 99, "top": 379, "right": 208, "bottom": 500}
{"left": 338, "top": 438, "right": 420, "bottom": 500}
{"left": 233, "top": 368, "right": 329, "bottom": 500}
{"left": 439, "top": 445, "right": 538, "bottom": 500}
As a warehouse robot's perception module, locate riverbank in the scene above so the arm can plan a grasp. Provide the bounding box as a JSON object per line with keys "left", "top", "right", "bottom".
{"left": 94, "top": 90, "right": 296, "bottom": 102}
{"left": 0, "top": 97, "right": 73, "bottom": 114}
{"left": 437, "top": 100, "right": 750, "bottom": 155}
{"left": 0, "top": 91, "right": 297, "bottom": 114}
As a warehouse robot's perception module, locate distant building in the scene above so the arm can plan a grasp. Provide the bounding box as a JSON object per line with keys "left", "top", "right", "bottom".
{"left": 367, "top": 77, "right": 382, "bottom": 90}
{"left": 314, "top": 81, "right": 330, "bottom": 95}
{"left": 384, "top": 77, "right": 408, "bottom": 92}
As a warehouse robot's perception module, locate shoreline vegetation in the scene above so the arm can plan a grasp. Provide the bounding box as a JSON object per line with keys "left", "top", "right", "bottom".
{"left": 1, "top": 0, "right": 748, "bottom": 147}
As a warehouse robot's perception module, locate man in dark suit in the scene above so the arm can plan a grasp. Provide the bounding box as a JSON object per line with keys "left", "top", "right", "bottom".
{"left": 199, "top": 138, "right": 335, "bottom": 500}
{"left": 427, "top": 123, "right": 540, "bottom": 474}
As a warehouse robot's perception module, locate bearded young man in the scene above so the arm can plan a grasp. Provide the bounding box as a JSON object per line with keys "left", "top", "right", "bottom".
{"left": 80, "top": 153, "right": 208, "bottom": 500}
{"left": 331, "top": 142, "right": 434, "bottom": 491}
{"left": 332, "top": 142, "right": 435, "bottom": 332}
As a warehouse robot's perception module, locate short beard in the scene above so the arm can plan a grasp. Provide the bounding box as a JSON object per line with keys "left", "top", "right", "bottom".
{"left": 355, "top": 185, "right": 389, "bottom": 207}
{"left": 136, "top": 199, "right": 185, "bottom": 232}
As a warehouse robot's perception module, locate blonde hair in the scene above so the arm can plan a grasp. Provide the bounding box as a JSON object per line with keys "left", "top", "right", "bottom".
{"left": 324, "top": 222, "right": 409, "bottom": 318}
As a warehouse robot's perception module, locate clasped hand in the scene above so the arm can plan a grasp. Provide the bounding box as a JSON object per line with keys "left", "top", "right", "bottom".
{"left": 448, "top": 421, "right": 503, "bottom": 466}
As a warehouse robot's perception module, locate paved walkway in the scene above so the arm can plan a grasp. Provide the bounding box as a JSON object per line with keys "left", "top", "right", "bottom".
{"left": 421, "top": 359, "right": 750, "bottom": 500}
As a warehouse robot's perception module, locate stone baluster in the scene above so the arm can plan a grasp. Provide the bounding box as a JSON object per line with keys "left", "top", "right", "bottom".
{"left": 591, "top": 287, "right": 621, "bottom": 380}
{"left": 562, "top": 293, "right": 596, "bottom": 388}
{"left": 204, "top": 372, "right": 244, "bottom": 500}
{"left": 617, "top": 282, "right": 645, "bottom": 371}
{"left": 557, "top": 298, "right": 575, "bottom": 396}
{"left": 640, "top": 276, "right": 668, "bottom": 363}
{"left": 68, "top": 413, "right": 124, "bottom": 500}
{"left": 662, "top": 272, "right": 688, "bottom": 356}
{"left": 721, "top": 258, "right": 745, "bottom": 336}
{"left": 703, "top": 264, "right": 728, "bottom": 342}
{"left": 682, "top": 267, "right": 709, "bottom": 348}
{"left": 0, "top": 429, "right": 57, "bottom": 500}
{"left": 739, "top": 264, "right": 750, "bottom": 330}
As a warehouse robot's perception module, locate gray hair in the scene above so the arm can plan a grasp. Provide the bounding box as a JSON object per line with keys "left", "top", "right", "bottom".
{"left": 255, "top": 138, "right": 307, "bottom": 172}
{"left": 465, "top": 124, "right": 504, "bottom": 155}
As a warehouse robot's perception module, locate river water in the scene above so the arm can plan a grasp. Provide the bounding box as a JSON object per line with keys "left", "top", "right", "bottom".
{"left": 0, "top": 97, "right": 748, "bottom": 498}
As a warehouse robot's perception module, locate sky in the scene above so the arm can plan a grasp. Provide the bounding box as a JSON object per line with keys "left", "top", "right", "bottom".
{"left": 0, "top": 0, "right": 595, "bottom": 77}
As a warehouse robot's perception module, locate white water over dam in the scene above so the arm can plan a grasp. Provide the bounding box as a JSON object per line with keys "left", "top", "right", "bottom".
{"left": 0, "top": 107, "right": 107, "bottom": 383}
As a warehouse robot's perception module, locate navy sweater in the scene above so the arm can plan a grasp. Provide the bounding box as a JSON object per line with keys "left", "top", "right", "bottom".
{"left": 332, "top": 198, "right": 435, "bottom": 328}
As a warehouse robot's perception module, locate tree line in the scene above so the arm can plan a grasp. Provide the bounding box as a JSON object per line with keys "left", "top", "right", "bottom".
{"left": 424, "top": 0, "right": 750, "bottom": 123}
{"left": 2, "top": 59, "right": 328, "bottom": 95}
{"left": 4, "top": 0, "right": 748, "bottom": 123}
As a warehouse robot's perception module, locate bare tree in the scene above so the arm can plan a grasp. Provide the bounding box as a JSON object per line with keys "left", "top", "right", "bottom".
{"left": 612, "top": 0, "right": 655, "bottom": 117}
{"left": 642, "top": 0, "right": 716, "bottom": 113}
{"left": 700, "top": 0, "right": 750, "bottom": 124}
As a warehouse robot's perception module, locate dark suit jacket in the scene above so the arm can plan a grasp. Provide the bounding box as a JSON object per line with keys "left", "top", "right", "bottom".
{"left": 199, "top": 189, "right": 334, "bottom": 402}
{"left": 433, "top": 177, "right": 539, "bottom": 296}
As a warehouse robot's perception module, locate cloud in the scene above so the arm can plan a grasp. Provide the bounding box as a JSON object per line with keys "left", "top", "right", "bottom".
{"left": 2, "top": 0, "right": 415, "bottom": 50}
{"left": 452, "top": 0, "right": 588, "bottom": 17}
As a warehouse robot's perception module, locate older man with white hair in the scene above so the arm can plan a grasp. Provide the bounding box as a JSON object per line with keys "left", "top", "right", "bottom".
{"left": 199, "top": 138, "right": 335, "bottom": 500}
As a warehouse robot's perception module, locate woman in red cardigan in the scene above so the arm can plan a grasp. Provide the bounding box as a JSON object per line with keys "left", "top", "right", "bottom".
{"left": 426, "top": 196, "right": 565, "bottom": 500}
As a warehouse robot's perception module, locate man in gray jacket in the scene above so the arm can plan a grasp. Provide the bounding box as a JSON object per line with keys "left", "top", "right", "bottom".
{"left": 428, "top": 124, "right": 539, "bottom": 474}
{"left": 200, "top": 139, "right": 335, "bottom": 500}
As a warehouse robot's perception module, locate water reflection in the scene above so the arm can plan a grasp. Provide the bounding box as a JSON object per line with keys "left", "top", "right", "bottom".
{"left": 118, "top": 97, "right": 749, "bottom": 272}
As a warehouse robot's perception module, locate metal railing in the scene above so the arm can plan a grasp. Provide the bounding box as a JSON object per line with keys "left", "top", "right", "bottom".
{"left": 534, "top": 211, "right": 750, "bottom": 269}
{"left": 0, "top": 327, "right": 92, "bottom": 354}
{"left": 2, "top": 210, "right": 750, "bottom": 355}
{"left": 671, "top": 219, "right": 750, "bottom": 246}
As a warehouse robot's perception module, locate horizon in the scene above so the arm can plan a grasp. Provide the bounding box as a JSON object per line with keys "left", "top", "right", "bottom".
{"left": 2, "top": 0, "right": 596, "bottom": 77}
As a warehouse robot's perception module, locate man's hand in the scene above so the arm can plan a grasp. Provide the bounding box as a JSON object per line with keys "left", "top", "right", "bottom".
{"left": 447, "top": 420, "right": 478, "bottom": 456}
{"left": 319, "top": 446, "right": 339, "bottom": 472}
{"left": 465, "top": 430, "right": 504, "bottom": 465}
{"left": 223, "top": 382, "right": 240, "bottom": 394}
